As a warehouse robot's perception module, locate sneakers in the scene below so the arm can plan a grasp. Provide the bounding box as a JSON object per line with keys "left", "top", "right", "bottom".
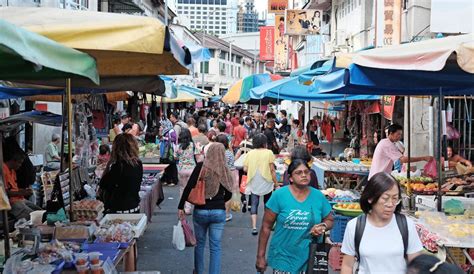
{"left": 226, "top": 214, "right": 233, "bottom": 222}
{"left": 168, "top": 183, "right": 176, "bottom": 187}
{"left": 241, "top": 201, "right": 247, "bottom": 213}
{"left": 252, "top": 228, "right": 258, "bottom": 236}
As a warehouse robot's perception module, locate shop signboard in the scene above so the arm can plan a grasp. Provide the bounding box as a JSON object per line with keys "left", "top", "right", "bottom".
{"left": 274, "top": 14, "right": 289, "bottom": 72}
{"left": 376, "top": 0, "right": 402, "bottom": 46}
{"left": 259, "top": 26, "right": 275, "bottom": 61}
{"left": 285, "top": 9, "right": 322, "bottom": 35}
{"left": 268, "top": 0, "right": 288, "bottom": 13}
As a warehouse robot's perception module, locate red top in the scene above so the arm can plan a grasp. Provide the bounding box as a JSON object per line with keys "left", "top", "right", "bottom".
{"left": 232, "top": 125, "right": 247, "bottom": 148}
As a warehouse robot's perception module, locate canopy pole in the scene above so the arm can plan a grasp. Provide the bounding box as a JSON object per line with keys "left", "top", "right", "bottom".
{"left": 437, "top": 88, "right": 443, "bottom": 212}
{"left": 60, "top": 95, "right": 66, "bottom": 172}
{"left": 66, "top": 79, "right": 74, "bottom": 221}
{"left": 0, "top": 132, "right": 11, "bottom": 259}
{"left": 407, "top": 96, "right": 411, "bottom": 179}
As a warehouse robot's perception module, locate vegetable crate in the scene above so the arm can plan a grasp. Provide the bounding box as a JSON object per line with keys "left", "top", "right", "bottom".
{"left": 329, "top": 244, "right": 343, "bottom": 271}
{"left": 330, "top": 214, "right": 353, "bottom": 243}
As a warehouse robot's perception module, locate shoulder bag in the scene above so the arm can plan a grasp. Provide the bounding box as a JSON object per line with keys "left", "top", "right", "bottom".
{"left": 188, "top": 168, "right": 206, "bottom": 205}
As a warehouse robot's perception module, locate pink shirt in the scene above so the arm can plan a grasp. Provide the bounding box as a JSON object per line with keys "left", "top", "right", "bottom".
{"left": 368, "top": 138, "right": 402, "bottom": 180}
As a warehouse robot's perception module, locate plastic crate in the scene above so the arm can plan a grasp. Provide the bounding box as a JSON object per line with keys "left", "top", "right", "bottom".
{"left": 329, "top": 244, "right": 343, "bottom": 271}
{"left": 330, "top": 214, "right": 353, "bottom": 243}
{"left": 447, "top": 247, "right": 466, "bottom": 266}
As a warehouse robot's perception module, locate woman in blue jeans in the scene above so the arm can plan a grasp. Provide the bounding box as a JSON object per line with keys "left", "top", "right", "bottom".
{"left": 178, "top": 143, "right": 234, "bottom": 274}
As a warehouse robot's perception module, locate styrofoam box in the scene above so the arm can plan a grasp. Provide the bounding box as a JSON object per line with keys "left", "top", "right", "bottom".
{"left": 415, "top": 195, "right": 474, "bottom": 211}
{"left": 99, "top": 213, "right": 147, "bottom": 238}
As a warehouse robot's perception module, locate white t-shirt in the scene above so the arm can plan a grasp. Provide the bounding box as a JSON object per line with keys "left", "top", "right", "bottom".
{"left": 341, "top": 214, "right": 423, "bottom": 274}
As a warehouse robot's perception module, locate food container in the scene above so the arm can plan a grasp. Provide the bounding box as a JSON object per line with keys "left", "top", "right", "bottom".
{"left": 88, "top": 252, "right": 102, "bottom": 265}
{"left": 90, "top": 264, "right": 103, "bottom": 274}
{"left": 74, "top": 253, "right": 89, "bottom": 266}
{"left": 76, "top": 264, "right": 89, "bottom": 274}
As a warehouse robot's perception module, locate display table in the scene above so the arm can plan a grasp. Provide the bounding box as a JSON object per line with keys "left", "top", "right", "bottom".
{"left": 410, "top": 215, "right": 474, "bottom": 272}
{"left": 140, "top": 178, "right": 164, "bottom": 223}
{"left": 142, "top": 163, "right": 168, "bottom": 174}
{"left": 312, "top": 159, "right": 369, "bottom": 189}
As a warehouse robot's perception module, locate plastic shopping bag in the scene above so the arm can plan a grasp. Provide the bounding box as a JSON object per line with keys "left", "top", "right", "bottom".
{"left": 446, "top": 124, "right": 460, "bottom": 140}
{"left": 181, "top": 219, "right": 196, "bottom": 247}
{"left": 172, "top": 221, "right": 185, "bottom": 251}
{"left": 423, "top": 159, "right": 438, "bottom": 179}
{"left": 230, "top": 192, "right": 241, "bottom": 212}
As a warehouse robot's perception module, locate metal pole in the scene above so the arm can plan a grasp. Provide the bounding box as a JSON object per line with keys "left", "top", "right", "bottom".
{"left": 164, "top": 0, "right": 169, "bottom": 25}
{"left": 437, "top": 88, "right": 443, "bottom": 212}
{"left": 60, "top": 95, "right": 66, "bottom": 172}
{"left": 407, "top": 96, "right": 411, "bottom": 179}
{"left": 0, "top": 133, "right": 11, "bottom": 259}
{"left": 66, "top": 79, "right": 74, "bottom": 220}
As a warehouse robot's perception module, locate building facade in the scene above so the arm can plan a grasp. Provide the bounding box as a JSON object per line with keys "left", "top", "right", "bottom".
{"left": 194, "top": 32, "right": 255, "bottom": 95}
{"left": 236, "top": 0, "right": 258, "bottom": 32}
{"left": 173, "top": 0, "right": 238, "bottom": 36}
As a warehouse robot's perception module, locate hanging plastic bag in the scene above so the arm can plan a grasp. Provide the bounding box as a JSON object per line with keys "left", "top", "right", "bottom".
{"left": 446, "top": 124, "right": 460, "bottom": 140}
{"left": 230, "top": 192, "right": 241, "bottom": 212}
{"left": 444, "top": 199, "right": 464, "bottom": 215}
{"left": 423, "top": 159, "right": 438, "bottom": 179}
{"left": 239, "top": 175, "right": 248, "bottom": 194}
{"left": 446, "top": 102, "right": 453, "bottom": 123}
{"left": 181, "top": 219, "right": 196, "bottom": 247}
{"left": 172, "top": 221, "right": 185, "bottom": 251}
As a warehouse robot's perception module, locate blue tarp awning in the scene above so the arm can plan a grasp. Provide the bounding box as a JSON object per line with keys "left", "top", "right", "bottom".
{"left": 250, "top": 76, "right": 380, "bottom": 101}
{"left": 312, "top": 63, "right": 474, "bottom": 95}
{"left": 0, "top": 110, "right": 62, "bottom": 132}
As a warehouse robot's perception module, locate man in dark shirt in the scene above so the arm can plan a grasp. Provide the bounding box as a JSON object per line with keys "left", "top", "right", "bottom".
{"left": 264, "top": 119, "right": 280, "bottom": 154}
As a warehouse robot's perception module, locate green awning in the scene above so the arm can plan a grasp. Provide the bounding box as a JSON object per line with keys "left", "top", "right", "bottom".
{"left": 0, "top": 19, "right": 99, "bottom": 84}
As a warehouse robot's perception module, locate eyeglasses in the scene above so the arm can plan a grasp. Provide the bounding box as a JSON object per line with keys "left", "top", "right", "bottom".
{"left": 380, "top": 196, "right": 402, "bottom": 207}
{"left": 293, "top": 170, "right": 311, "bottom": 176}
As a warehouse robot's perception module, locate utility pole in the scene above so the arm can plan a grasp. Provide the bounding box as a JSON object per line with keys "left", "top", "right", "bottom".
{"left": 164, "top": 0, "right": 168, "bottom": 25}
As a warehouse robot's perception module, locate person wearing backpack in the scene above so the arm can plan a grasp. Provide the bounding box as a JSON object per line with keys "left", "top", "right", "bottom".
{"left": 340, "top": 172, "right": 423, "bottom": 274}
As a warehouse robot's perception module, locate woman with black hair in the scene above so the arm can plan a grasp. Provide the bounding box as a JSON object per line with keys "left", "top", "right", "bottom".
{"left": 282, "top": 145, "right": 319, "bottom": 189}
{"left": 407, "top": 254, "right": 464, "bottom": 274}
{"left": 256, "top": 159, "right": 333, "bottom": 273}
{"left": 340, "top": 172, "right": 423, "bottom": 274}
{"left": 176, "top": 128, "right": 198, "bottom": 214}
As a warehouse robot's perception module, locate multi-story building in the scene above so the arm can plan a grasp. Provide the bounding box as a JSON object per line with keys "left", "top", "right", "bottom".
{"left": 236, "top": 0, "right": 258, "bottom": 32}
{"left": 173, "top": 0, "right": 238, "bottom": 36}
{"left": 194, "top": 32, "right": 256, "bottom": 95}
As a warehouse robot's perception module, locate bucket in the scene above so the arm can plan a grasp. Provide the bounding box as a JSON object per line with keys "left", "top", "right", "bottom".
{"left": 30, "top": 210, "right": 46, "bottom": 225}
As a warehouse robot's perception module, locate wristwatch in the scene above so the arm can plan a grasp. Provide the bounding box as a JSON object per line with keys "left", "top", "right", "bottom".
{"left": 320, "top": 222, "right": 328, "bottom": 229}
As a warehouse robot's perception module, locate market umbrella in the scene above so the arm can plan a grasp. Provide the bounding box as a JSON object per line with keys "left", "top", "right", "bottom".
{"left": 222, "top": 74, "right": 283, "bottom": 104}
{"left": 0, "top": 7, "right": 189, "bottom": 78}
{"left": 251, "top": 76, "right": 380, "bottom": 101}
{"left": 0, "top": 19, "right": 98, "bottom": 83}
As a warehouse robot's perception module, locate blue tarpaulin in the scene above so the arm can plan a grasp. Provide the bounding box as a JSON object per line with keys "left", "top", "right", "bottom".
{"left": 250, "top": 77, "right": 380, "bottom": 101}
{"left": 311, "top": 63, "right": 474, "bottom": 95}
{"left": 0, "top": 110, "right": 62, "bottom": 132}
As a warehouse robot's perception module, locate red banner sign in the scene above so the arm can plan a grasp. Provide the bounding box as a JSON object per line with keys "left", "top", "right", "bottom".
{"left": 259, "top": 26, "right": 274, "bottom": 61}
{"left": 268, "top": 0, "right": 288, "bottom": 13}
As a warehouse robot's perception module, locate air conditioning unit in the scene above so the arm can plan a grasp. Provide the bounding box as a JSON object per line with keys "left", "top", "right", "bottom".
{"left": 335, "top": 29, "right": 347, "bottom": 46}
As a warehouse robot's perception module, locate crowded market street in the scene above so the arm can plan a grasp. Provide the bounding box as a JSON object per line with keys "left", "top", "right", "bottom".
{"left": 0, "top": 1, "right": 473, "bottom": 274}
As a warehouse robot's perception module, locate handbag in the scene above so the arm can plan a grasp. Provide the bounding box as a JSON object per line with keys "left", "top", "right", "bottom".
{"left": 234, "top": 141, "right": 248, "bottom": 169}
{"left": 239, "top": 175, "right": 247, "bottom": 194}
{"left": 188, "top": 168, "right": 206, "bottom": 205}
{"left": 181, "top": 219, "right": 197, "bottom": 247}
{"left": 307, "top": 234, "right": 330, "bottom": 274}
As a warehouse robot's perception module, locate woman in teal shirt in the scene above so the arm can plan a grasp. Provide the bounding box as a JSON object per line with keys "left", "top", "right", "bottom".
{"left": 256, "top": 159, "right": 334, "bottom": 274}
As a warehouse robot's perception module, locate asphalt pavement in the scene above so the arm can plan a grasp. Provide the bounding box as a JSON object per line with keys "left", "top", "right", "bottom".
{"left": 136, "top": 185, "right": 339, "bottom": 274}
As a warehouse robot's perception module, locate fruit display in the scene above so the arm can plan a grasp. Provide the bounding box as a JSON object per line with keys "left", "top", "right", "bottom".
{"left": 333, "top": 203, "right": 363, "bottom": 217}
{"left": 139, "top": 143, "right": 160, "bottom": 158}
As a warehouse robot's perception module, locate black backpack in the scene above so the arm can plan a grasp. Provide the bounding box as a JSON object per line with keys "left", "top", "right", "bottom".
{"left": 354, "top": 213, "right": 408, "bottom": 261}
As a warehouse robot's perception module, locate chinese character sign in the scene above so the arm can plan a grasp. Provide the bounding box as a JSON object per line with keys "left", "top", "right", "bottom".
{"left": 268, "top": 0, "right": 288, "bottom": 13}
{"left": 383, "top": 0, "right": 401, "bottom": 45}
{"left": 285, "top": 9, "right": 322, "bottom": 35}
{"left": 274, "top": 14, "right": 289, "bottom": 72}
{"left": 259, "top": 26, "right": 275, "bottom": 61}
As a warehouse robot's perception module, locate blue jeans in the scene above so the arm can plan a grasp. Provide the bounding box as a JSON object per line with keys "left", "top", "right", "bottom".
{"left": 193, "top": 209, "right": 226, "bottom": 274}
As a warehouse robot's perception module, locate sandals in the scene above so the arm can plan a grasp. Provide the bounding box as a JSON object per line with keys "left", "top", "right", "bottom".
{"left": 252, "top": 228, "right": 258, "bottom": 235}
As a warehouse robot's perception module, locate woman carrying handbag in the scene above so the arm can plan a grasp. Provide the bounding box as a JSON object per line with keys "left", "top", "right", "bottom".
{"left": 178, "top": 143, "right": 234, "bottom": 274}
